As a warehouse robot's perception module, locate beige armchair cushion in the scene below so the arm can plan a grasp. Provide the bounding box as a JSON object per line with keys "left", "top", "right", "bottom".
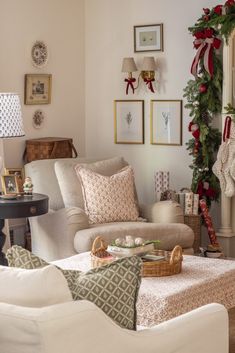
{"left": 0, "top": 265, "right": 72, "bottom": 307}
{"left": 55, "top": 157, "right": 128, "bottom": 209}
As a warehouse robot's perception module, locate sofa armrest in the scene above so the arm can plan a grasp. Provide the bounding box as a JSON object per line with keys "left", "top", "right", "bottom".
{"left": 29, "top": 207, "right": 89, "bottom": 261}
{"left": 0, "top": 301, "right": 228, "bottom": 353}
{"left": 140, "top": 201, "right": 184, "bottom": 223}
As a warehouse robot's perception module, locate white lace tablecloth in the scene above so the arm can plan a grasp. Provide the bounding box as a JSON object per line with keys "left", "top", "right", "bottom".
{"left": 53, "top": 253, "right": 235, "bottom": 327}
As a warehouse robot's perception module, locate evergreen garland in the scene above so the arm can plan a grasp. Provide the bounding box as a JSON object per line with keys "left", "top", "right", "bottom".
{"left": 184, "top": 0, "right": 235, "bottom": 207}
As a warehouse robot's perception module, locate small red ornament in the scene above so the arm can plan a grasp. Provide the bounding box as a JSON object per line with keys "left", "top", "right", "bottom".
{"left": 204, "top": 15, "right": 210, "bottom": 21}
{"left": 203, "top": 8, "right": 210, "bottom": 14}
{"left": 225, "top": 0, "right": 235, "bottom": 7}
{"left": 199, "top": 83, "right": 207, "bottom": 93}
{"left": 214, "top": 5, "right": 223, "bottom": 15}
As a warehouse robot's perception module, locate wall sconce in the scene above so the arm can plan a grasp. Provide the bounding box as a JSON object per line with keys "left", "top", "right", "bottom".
{"left": 121, "top": 56, "right": 156, "bottom": 94}
{"left": 121, "top": 58, "right": 138, "bottom": 95}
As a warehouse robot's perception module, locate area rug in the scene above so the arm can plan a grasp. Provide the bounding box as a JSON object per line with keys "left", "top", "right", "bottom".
{"left": 229, "top": 307, "right": 235, "bottom": 353}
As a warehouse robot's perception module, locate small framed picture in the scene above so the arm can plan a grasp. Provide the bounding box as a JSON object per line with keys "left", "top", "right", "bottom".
{"left": 114, "top": 100, "right": 144, "bottom": 144}
{"left": 4, "top": 168, "right": 24, "bottom": 193}
{"left": 1, "top": 175, "right": 19, "bottom": 195}
{"left": 25, "top": 74, "right": 52, "bottom": 105}
{"left": 134, "top": 24, "right": 163, "bottom": 52}
{"left": 150, "top": 100, "right": 182, "bottom": 146}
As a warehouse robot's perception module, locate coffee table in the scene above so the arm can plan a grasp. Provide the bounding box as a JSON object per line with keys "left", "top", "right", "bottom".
{"left": 52, "top": 253, "right": 235, "bottom": 328}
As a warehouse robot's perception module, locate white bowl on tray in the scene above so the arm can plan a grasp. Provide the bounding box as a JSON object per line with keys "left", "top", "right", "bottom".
{"left": 107, "top": 243, "right": 154, "bottom": 258}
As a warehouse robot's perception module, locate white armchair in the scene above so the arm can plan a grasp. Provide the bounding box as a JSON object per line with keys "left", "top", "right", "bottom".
{"left": 25, "top": 157, "right": 194, "bottom": 261}
{"left": 0, "top": 300, "right": 228, "bottom": 353}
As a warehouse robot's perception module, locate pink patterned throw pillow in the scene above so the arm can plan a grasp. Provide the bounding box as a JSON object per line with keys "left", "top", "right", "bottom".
{"left": 75, "top": 166, "right": 139, "bottom": 224}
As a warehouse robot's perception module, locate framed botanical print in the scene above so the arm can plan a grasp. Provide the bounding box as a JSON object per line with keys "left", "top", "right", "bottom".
{"left": 24, "top": 74, "right": 52, "bottom": 105}
{"left": 134, "top": 24, "right": 163, "bottom": 52}
{"left": 150, "top": 100, "right": 182, "bottom": 146}
{"left": 114, "top": 100, "right": 144, "bottom": 144}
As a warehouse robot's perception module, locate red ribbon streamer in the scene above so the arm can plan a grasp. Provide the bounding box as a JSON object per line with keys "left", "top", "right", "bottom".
{"left": 223, "top": 116, "right": 232, "bottom": 142}
{"left": 144, "top": 78, "right": 155, "bottom": 93}
{"left": 124, "top": 78, "right": 136, "bottom": 95}
{"left": 199, "top": 199, "right": 219, "bottom": 246}
{"left": 191, "top": 29, "right": 221, "bottom": 78}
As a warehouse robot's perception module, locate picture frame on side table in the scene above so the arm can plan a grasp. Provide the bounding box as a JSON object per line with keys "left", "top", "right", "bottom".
{"left": 150, "top": 100, "right": 182, "bottom": 146}
{"left": 4, "top": 168, "right": 24, "bottom": 193}
{"left": 114, "top": 100, "right": 144, "bottom": 144}
{"left": 25, "top": 74, "right": 52, "bottom": 105}
{"left": 134, "top": 24, "right": 163, "bottom": 52}
{"left": 1, "top": 175, "right": 19, "bottom": 195}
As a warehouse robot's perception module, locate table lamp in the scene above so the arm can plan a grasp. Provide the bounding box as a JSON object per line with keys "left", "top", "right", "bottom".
{"left": 0, "top": 92, "right": 25, "bottom": 265}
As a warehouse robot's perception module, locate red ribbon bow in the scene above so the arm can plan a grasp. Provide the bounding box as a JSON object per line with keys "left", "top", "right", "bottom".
{"left": 124, "top": 78, "right": 136, "bottom": 95}
{"left": 144, "top": 78, "right": 155, "bottom": 93}
{"left": 191, "top": 29, "right": 221, "bottom": 78}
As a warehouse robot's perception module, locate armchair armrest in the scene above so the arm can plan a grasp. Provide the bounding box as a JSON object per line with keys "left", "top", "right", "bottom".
{"left": 29, "top": 207, "right": 89, "bottom": 261}
{"left": 0, "top": 301, "right": 228, "bottom": 353}
{"left": 140, "top": 201, "right": 184, "bottom": 223}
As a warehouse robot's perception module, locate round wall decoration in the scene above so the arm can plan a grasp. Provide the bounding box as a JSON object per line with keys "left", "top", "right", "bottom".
{"left": 31, "top": 41, "right": 48, "bottom": 68}
{"left": 32, "top": 110, "right": 45, "bottom": 129}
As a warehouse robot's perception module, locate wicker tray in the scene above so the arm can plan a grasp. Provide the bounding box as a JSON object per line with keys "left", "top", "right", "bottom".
{"left": 91, "top": 236, "right": 114, "bottom": 268}
{"left": 142, "top": 245, "right": 183, "bottom": 277}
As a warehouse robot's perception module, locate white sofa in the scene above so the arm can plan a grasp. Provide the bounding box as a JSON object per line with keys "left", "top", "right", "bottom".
{"left": 25, "top": 157, "right": 194, "bottom": 261}
{"left": 0, "top": 300, "right": 228, "bottom": 353}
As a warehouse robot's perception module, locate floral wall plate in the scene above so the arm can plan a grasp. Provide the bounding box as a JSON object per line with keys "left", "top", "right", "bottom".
{"left": 33, "top": 110, "right": 45, "bottom": 129}
{"left": 31, "top": 41, "right": 48, "bottom": 68}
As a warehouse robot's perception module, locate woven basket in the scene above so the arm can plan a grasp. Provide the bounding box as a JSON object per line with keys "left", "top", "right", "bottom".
{"left": 23, "top": 137, "right": 78, "bottom": 163}
{"left": 91, "top": 236, "right": 114, "bottom": 268}
{"left": 142, "top": 245, "right": 183, "bottom": 277}
{"left": 184, "top": 214, "right": 201, "bottom": 253}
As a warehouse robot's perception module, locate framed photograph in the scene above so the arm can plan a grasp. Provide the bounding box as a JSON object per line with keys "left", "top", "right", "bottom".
{"left": 1, "top": 175, "right": 19, "bottom": 195}
{"left": 114, "top": 100, "right": 144, "bottom": 144}
{"left": 25, "top": 74, "right": 52, "bottom": 105}
{"left": 134, "top": 24, "right": 163, "bottom": 52}
{"left": 4, "top": 168, "right": 24, "bottom": 193}
{"left": 150, "top": 100, "right": 182, "bottom": 146}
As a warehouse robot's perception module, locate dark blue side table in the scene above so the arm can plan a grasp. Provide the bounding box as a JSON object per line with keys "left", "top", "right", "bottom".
{"left": 0, "top": 193, "right": 48, "bottom": 265}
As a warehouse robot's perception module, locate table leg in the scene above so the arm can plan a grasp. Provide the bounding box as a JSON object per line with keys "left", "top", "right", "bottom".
{"left": 0, "top": 219, "right": 8, "bottom": 266}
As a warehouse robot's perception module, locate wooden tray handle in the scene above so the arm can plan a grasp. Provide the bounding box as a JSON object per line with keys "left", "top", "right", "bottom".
{"left": 91, "top": 236, "right": 107, "bottom": 255}
{"left": 68, "top": 140, "right": 78, "bottom": 158}
{"left": 170, "top": 245, "right": 183, "bottom": 265}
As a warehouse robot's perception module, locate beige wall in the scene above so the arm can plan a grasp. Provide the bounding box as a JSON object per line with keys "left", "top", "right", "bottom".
{"left": 0, "top": 0, "right": 85, "bottom": 167}
{"left": 85, "top": 0, "right": 219, "bottom": 204}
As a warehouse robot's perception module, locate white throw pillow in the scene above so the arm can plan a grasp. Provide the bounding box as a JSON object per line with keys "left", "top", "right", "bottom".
{"left": 0, "top": 265, "right": 72, "bottom": 307}
{"left": 76, "top": 166, "right": 139, "bottom": 224}
{"left": 54, "top": 157, "right": 128, "bottom": 209}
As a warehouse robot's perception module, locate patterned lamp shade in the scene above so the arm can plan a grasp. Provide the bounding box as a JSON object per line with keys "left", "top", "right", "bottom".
{"left": 0, "top": 93, "right": 25, "bottom": 138}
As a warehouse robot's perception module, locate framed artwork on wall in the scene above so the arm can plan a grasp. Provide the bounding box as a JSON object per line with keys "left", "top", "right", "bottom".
{"left": 150, "top": 100, "right": 182, "bottom": 146}
{"left": 134, "top": 24, "right": 163, "bottom": 52}
{"left": 24, "top": 74, "right": 52, "bottom": 105}
{"left": 114, "top": 100, "right": 144, "bottom": 144}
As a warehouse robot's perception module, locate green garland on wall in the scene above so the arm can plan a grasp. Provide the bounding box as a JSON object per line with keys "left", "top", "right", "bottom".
{"left": 183, "top": 0, "right": 235, "bottom": 207}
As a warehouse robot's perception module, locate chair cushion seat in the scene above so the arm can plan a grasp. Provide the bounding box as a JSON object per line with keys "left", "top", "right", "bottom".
{"left": 74, "top": 222, "right": 194, "bottom": 253}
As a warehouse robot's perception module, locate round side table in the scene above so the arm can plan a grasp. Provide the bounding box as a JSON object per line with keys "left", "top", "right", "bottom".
{"left": 0, "top": 193, "right": 49, "bottom": 265}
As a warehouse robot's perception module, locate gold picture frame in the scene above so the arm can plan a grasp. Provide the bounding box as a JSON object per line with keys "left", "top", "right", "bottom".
{"left": 4, "top": 168, "right": 24, "bottom": 193}
{"left": 134, "top": 24, "right": 164, "bottom": 52}
{"left": 114, "top": 100, "right": 144, "bottom": 144}
{"left": 25, "top": 74, "right": 52, "bottom": 105}
{"left": 150, "top": 100, "right": 182, "bottom": 146}
{"left": 1, "top": 175, "right": 19, "bottom": 195}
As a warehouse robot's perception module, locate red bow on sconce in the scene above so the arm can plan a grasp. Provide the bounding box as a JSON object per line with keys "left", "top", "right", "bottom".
{"left": 144, "top": 78, "right": 155, "bottom": 93}
{"left": 191, "top": 28, "right": 221, "bottom": 78}
{"left": 124, "top": 78, "right": 136, "bottom": 95}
